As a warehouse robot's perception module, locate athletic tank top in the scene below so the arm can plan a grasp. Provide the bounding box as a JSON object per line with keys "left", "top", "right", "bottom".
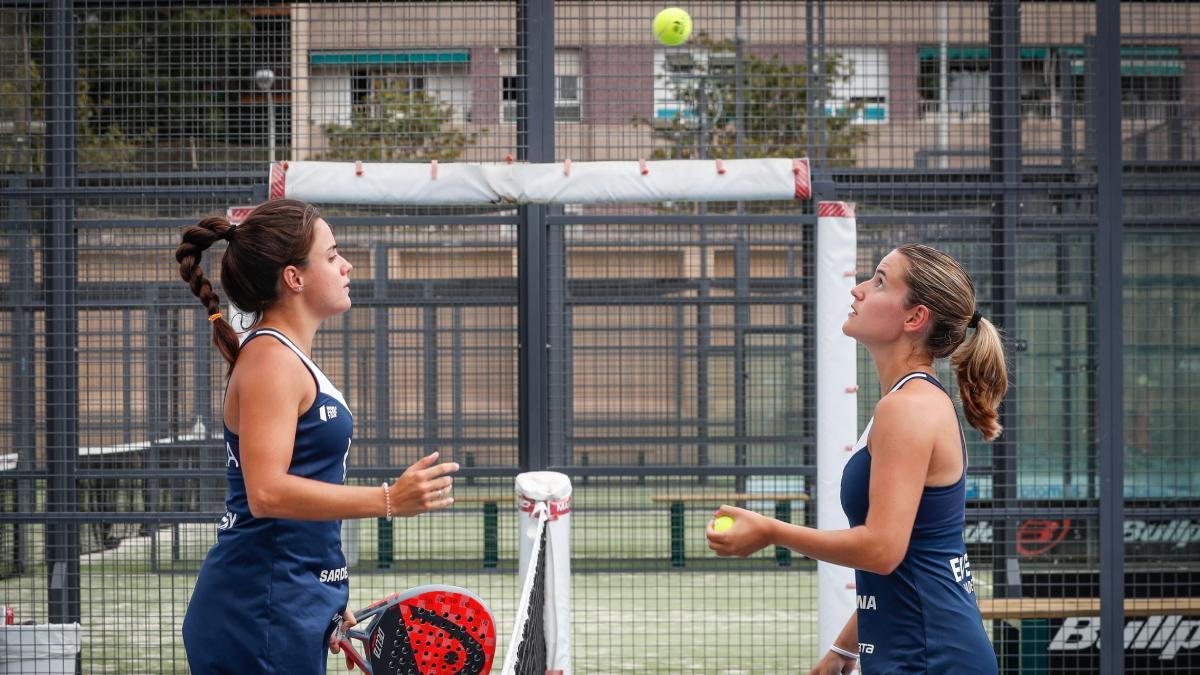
{"left": 840, "top": 372, "right": 998, "bottom": 674}
{"left": 183, "top": 328, "right": 354, "bottom": 673}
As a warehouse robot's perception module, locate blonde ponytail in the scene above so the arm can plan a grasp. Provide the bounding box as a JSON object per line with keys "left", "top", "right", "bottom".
{"left": 950, "top": 316, "right": 1008, "bottom": 441}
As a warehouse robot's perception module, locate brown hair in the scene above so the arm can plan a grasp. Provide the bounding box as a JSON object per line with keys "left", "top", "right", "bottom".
{"left": 175, "top": 199, "right": 321, "bottom": 368}
{"left": 896, "top": 244, "right": 1008, "bottom": 441}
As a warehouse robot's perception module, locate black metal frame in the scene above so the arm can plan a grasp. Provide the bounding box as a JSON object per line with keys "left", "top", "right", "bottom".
{"left": 2, "top": 3, "right": 1196, "bottom": 672}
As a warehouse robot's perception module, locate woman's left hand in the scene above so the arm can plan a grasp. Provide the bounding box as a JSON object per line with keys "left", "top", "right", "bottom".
{"left": 705, "top": 505, "right": 776, "bottom": 558}
{"left": 328, "top": 607, "right": 357, "bottom": 654}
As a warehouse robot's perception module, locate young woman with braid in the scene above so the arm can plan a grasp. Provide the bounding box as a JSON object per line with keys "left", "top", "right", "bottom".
{"left": 707, "top": 244, "right": 1007, "bottom": 674}
{"left": 177, "top": 199, "right": 458, "bottom": 674}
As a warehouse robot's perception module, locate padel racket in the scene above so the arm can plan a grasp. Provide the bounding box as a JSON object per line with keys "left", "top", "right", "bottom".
{"left": 336, "top": 584, "right": 496, "bottom": 675}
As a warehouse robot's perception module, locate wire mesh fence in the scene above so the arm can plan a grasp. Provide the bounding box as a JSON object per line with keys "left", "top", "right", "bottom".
{"left": 1, "top": 1, "right": 1198, "bottom": 673}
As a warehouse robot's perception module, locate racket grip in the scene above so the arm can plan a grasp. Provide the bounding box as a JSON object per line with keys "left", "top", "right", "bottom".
{"left": 340, "top": 638, "right": 368, "bottom": 671}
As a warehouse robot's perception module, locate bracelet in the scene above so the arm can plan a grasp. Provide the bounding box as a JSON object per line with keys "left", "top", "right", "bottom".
{"left": 829, "top": 644, "right": 858, "bottom": 660}
{"left": 381, "top": 482, "right": 393, "bottom": 521}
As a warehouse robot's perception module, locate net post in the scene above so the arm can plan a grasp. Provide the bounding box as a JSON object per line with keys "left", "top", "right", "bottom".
{"left": 508, "top": 472, "right": 572, "bottom": 675}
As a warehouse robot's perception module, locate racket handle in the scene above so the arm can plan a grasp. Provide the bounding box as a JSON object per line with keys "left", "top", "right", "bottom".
{"left": 340, "top": 638, "right": 369, "bottom": 672}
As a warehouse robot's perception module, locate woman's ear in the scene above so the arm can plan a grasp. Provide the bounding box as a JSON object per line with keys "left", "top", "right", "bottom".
{"left": 281, "top": 265, "right": 304, "bottom": 293}
{"left": 904, "top": 304, "right": 932, "bottom": 334}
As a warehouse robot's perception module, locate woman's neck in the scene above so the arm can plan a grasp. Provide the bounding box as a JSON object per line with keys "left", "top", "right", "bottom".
{"left": 256, "top": 309, "right": 318, "bottom": 357}
{"left": 870, "top": 342, "right": 934, "bottom": 396}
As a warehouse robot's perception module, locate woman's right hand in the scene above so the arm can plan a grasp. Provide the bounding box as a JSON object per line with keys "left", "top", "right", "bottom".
{"left": 809, "top": 650, "right": 857, "bottom": 675}
{"left": 387, "top": 452, "right": 459, "bottom": 517}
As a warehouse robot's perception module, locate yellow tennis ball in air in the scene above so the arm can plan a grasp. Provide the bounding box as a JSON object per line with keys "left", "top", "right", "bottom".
{"left": 712, "top": 515, "right": 734, "bottom": 532}
{"left": 653, "top": 7, "right": 692, "bottom": 47}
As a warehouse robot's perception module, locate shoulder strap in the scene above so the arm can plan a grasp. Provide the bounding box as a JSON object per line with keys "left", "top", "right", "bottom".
{"left": 889, "top": 371, "right": 941, "bottom": 394}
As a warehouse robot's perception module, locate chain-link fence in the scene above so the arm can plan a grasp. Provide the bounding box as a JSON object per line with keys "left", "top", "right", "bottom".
{"left": 1, "top": 1, "right": 1198, "bottom": 673}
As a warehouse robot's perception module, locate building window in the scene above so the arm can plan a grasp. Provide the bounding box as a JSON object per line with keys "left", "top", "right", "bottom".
{"left": 1059, "top": 45, "right": 1183, "bottom": 121}
{"left": 653, "top": 49, "right": 735, "bottom": 123}
{"left": 310, "top": 51, "right": 473, "bottom": 126}
{"left": 918, "top": 46, "right": 1052, "bottom": 119}
{"left": 500, "top": 48, "right": 582, "bottom": 122}
{"left": 826, "top": 48, "right": 889, "bottom": 124}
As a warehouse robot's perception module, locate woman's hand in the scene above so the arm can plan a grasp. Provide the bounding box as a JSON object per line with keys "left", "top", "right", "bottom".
{"left": 704, "top": 505, "right": 777, "bottom": 558}
{"left": 328, "top": 607, "right": 357, "bottom": 654}
{"left": 388, "top": 452, "right": 459, "bottom": 517}
{"left": 809, "top": 649, "right": 858, "bottom": 674}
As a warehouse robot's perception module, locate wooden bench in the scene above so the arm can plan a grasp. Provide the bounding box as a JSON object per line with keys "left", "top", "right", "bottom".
{"left": 978, "top": 597, "right": 1200, "bottom": 672}
{"left": 650, "top": 493, "right": 810, "bottom": 567}
{"left": 979, "top": 597, "right": 1200, "bottom": 620}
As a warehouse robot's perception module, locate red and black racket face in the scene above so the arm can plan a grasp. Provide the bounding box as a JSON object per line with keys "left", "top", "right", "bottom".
{"left": 342, "top": 586, "right": 496, "bottom": 675}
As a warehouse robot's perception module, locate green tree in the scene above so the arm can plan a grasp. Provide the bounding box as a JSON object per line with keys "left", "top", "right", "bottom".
{"left": 635, "top": 34, "right": 869, "bottom": 166}
{"left": 319, "top": 79, "right": 484, "bottom": 161}
{"left": 2, "top": 7, "right": 255, "bottom": 173}
{"left": 0, "top": 16, "right": 141, "bottom": 173}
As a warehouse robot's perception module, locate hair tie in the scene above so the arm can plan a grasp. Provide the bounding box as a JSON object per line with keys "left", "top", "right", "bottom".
{"left": 968, "top": 310, "right": 982, "bottom": 329}
{"left": 208, "top": 312, "right": 223, "bottom": 323}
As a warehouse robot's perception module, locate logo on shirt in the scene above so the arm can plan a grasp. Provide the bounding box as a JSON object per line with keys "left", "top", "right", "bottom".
{"left": 225, "top": 442, "right": 239, "bottom": 468}
{"left": 217, "top": 512, "right": 237, "bottom": 531}
{"left": 319, "top": 405, "right": 338, "bottom": 422}
{"left": 949, "top": 553, "right": 975, "bottom": 594}
{"left": 318, "top": 566, "right": 348, "bottom": 584}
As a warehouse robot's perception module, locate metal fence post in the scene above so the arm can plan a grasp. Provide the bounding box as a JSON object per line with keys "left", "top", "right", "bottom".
{"left": 10, "top": 181, "right": 35, "bottom": 577}
{"left": 988, "top": 0, "right": 1023, "bottom": 622}
{"left": 45, "top": 0, "right": 81, "bottom": 629}
{"left": 516, "top": 0, "right": 555, "bottom": 472}
{"left": 1095, "top": 1, "right": 1125, "bottom": 672}
{"left": 374, "top": 242, "right": 393, "bottom": 568}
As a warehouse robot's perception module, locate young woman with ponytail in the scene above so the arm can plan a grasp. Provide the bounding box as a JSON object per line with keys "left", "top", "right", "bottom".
{"left": 177, "top": 199, "right": 458, "bottom": 674}
{"left": 707, "top": 244, "right": 1006, "bottom": 674}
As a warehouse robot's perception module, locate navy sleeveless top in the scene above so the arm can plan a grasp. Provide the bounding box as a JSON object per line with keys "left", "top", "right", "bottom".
{"left": 183, "top": 329, "right": 354, "bottom": 674}
{"left": 840, "top": 372, "right": 997, "bottom": 674}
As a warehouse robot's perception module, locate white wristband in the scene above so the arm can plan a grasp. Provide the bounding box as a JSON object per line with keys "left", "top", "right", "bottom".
{"left": 381, "top": 482, "right": 393, "bottom": 521}
{"left": 829, "top": 644, "right": 858, "bottom": 660}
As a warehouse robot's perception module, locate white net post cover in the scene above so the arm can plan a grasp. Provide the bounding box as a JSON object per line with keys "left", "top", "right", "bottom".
{"left": 503, "top": 471, "right": 572, "bottom": 675}
{"left": 815, "top": 202, "right": 859, "bottom": 653}
{"left": 267, "top": 158, "right": 811, "bottom": 205}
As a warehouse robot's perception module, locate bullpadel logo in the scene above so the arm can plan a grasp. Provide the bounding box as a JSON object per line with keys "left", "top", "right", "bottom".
{"left": 964, "top": 519, "right": 1200, "bottom": 556}
{"left": 1016, "top": 519, "right": 1072, "bottom": 556}
{"left": 1049, "top": 615, "right": 1200, "bottom": 661}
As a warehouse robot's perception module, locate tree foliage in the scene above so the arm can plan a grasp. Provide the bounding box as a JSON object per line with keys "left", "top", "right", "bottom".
{"left": 1, "top": 7, "right": 255, "bottom": 173}
{"left": 635, "top": 34, "right": 869, "bottom": 166}
{"left": 319, "top": 79, "right": 484, "bottom": 162}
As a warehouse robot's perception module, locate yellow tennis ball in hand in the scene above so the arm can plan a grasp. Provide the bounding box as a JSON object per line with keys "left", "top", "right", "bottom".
{"left": 712, "top": 515, "right": 734, "bottom": 532}
{"left": 653, "top": 7, "right": 692, "bottom": 46}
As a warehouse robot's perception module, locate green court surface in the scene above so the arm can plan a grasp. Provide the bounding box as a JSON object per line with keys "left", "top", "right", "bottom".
{"left": 1, "top": 483, "right": 997, "bottom": 673}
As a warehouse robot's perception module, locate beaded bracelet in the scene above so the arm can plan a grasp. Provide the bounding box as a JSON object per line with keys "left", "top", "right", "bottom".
{"left": 381, "top": 482, "right": 393, "bottom": 521}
